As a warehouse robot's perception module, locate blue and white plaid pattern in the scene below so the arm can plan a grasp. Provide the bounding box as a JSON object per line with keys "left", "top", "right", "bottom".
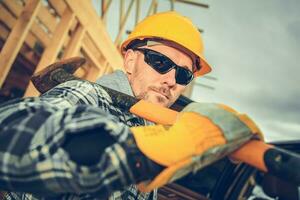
{"left": 0, "top": 78, "right": 157, "bottom": 200}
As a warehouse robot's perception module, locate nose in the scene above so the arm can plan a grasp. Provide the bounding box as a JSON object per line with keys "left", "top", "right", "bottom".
{"left": 162, "top": 68, "right": 176, "bottom": 86}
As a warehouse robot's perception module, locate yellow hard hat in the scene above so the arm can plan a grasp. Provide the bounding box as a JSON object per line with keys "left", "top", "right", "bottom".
{"left": 121, "top": 11, "right": 212, "bottom": 76}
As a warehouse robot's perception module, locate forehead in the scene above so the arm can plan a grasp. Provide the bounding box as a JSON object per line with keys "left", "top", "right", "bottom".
{"left": 145, "top": 44, "right": 193, "bottom": 71}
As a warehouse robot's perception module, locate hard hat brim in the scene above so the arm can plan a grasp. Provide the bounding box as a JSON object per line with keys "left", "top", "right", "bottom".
{"left": 196, "top": 55, "right": 212, "bottom": 76}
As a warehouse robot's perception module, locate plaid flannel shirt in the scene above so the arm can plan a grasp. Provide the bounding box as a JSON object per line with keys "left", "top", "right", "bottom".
{"left": 0, "top": 71, "right": 159, "bottom": 199}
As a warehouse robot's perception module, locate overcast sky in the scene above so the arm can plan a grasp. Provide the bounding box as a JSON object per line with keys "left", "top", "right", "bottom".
{"left": 95, "top": 0, "right": 300, "bottom": 142}
{"left": 185, "top": 0, "right": 300, "bottom": 142}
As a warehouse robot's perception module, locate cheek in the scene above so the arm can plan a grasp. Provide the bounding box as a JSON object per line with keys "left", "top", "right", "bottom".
{"left": 130, "top": 63, "right": 155, "bottom": 95}
{"left": 173, "top": 85, "right": 186, "bottom": 98}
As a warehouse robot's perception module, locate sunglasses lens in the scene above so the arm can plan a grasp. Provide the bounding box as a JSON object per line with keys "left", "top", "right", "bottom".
{"left": 175, "top": 67, "right": 194, "bottom": 85}
{"left": 146, "top": 51, "right": 173, "bottom": 73}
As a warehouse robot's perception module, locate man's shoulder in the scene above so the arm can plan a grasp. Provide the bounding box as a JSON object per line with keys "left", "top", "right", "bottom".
{"left": 41, "top": 79, "right": 113, "bottom": 107}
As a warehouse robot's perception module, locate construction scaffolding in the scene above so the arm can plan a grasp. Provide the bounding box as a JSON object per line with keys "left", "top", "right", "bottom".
{"left": 0, "top": 0, "right": 209, "bottom": 102}
{"left": 0, "top": 0, "right": 123, "bottom": 98}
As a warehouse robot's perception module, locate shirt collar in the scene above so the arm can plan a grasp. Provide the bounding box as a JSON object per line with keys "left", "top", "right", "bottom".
{"left": 95, "top": 70, "right": 134, "bottom": 97}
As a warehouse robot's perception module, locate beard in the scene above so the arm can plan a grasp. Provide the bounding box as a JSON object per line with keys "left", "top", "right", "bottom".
{"left": 135, "top": 85, "right": 173, "bottom": 107}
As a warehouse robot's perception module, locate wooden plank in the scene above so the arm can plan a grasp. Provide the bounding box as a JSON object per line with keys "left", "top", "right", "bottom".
{"left": 0, "top": 25, "right": 39, "bottom": 66}
{"left": 100, "top": 61, "right": 109, "bottom": 75}
{"left": 0, "top": 1, "right": 50, "bottom": 47}
{"left": 37, "top": 5, "right": 58, "bottom": 33}
{"left": 147, "top": 0, "right": 157, "bottom": 16}
{"left": 85, "top": 64, "right": 100, "bottom": 82}
{"left": 0, "top": 4, "right": 36, "bottom": 48}
{"left": 24, "top": 29, "right": 38, "bottom": 50}
{"left": 82, "top": 40, "right": 103, "bottom": 71}
{"left": 103, "top": 65, "right": 113, "bottom": 75}
{"left": 3, "top": 0, "right": 57, "bottom": 35}
{"left": 65, "top": 0, "right": 123, "bottom": 71}
{"left": 63, "top": 24, "right": 85, "bottom": 58}
{"left": 30, "top": 21, "right": 51, "bottom": 46}
{"left": 174, "top": 0, "right": 209, "bottom": 8}
{"left": 135, "top": 0, "right": 141, "bottom": 25}
{"left": 1, "top": 0, "right": 22, "bottom": 18}
{"left": 114, "top": 0, "right": 135, "bottom": 46}
{"left": 24, "top": 7, "right": 75, "bottom": 96}
{"left": 0, "top": 4, "right": 17, "bottom": 30}
{"left": 66, "top": 18, "right": 79, "bottom": 45}
{"left": 74, "top": 67, "right": 87, "bottom": 78}
{"left": 0, "top": 25, "right": 9, "bottom": 41}
{"left": 101, "top": 0, "right": 113, "bottom": 26}
{"left": 0, "top": 0, "right": 41, "bottom": 87}
{"left": 81, "top": 33, "right": 103, "bottom": 67}
{"left": 81, "top": 32, "right": 112, "bottom": 78}
{"left": 48, "top": 0, "right": 67, "bottom": 17}
{"left": 0, "top": 23, "right": 36, "bottom": 53}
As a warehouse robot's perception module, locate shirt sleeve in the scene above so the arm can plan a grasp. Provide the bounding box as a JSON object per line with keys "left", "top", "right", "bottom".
{"left": 0, "top": 80, "right": 162, "bottom": 198}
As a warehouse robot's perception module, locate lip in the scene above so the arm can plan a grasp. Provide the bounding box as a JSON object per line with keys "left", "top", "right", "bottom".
{"left": 152, "top": 89, "right": 170, "bottom": 100}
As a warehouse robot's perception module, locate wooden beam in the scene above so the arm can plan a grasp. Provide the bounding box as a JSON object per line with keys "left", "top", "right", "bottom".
{"left": 0, "top": 4, "right": 36, "bottom": 49}
{"left": 0, "top": 1, "right": 50, "bottom": 47}
{"left": 0, "top": 0, "right": 41, "bottom": 87}
{"left": 81, "top": 30, "right": 116, "bottom": 78}
{"left": 170, "top": 0, "right": 175, "bottom": 10}
{"left": 24, "top": 7, "right": 75, "bottom": 96}
{"left": 30, "top": 22, "right": 51, "bottom": 46}
{"left": 147, "top": 0, "right": 157, "bottom": 16}
{"left": 0, "top": 24, "right": 35, "bottom": 58}
{"left": 82, "top": 39, "right": 103, "bottom": 71}
{"left": 154, "top": 1, "right": 158, "bottom": 13}
{"left": 101, "top": 0, "right": 112, "bottom": 25}
{"left": 0, "top": 4, "right": 18, "bottom": 29}
{"left": 103, "top": 65, "right": 113, "bottom": 75}
{"left": 0, "top": 25, "right": 39, "bottom": 67}
{"left": 65, "top": 0, "right": 123, "bottom": 71}
{"left": 74, "top": 67, "right": 87, "bottom": 78}
{"left": 35, "top": 8, "right": 75, "bottom": 70}
{"left": 37, "top": 5, "right": 58, "bottom": 33}
{"left": 3, "top": 0, "right": 58, "bottom": 33}
{"left": 119, "top": 0, "right": 124, "bottom": 29}
{"left": 135, "top": 0, "right": 141, "bottom": 25}
{"left": 0, "top": 25, "right": 9, "bottom": 41}
{"left": 48, "top": 0, "right": 67, "bottom": 17}
{"left": 173, "top": 0, "right": 209, "bottom": 8}
{"left": 85, "top": 64, "right": 100, "bottom": 82}
{"left": 114, "top": 0, "right": 135, "bottom": 46}
{"left": 63, "top": 24, "right": 86, "bottom": 58}
{"left": 83, "top": 33, "right": 103, "bottom": 62}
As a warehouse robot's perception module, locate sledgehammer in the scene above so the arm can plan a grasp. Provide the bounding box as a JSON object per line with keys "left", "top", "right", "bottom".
{"left": 31, "top": 57, "right": 300, "bottom": 185}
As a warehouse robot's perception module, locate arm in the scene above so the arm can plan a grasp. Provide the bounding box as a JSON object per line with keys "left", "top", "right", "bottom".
{"left": 0, "top": 80, "right": 162, "bottom": 198}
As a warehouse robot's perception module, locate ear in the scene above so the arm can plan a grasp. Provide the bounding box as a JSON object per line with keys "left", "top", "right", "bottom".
{"left": 123, "top": 49, "right": 137, "bottom": 75}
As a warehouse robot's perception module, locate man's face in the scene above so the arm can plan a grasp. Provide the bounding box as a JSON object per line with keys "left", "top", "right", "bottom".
{"left": 124, "top": 44, "right": 193, "bottom": 107}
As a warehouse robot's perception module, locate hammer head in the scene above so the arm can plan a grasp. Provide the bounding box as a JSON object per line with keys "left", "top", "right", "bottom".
{"left": 31, "top": 57, "right": 86, "bottom": 94}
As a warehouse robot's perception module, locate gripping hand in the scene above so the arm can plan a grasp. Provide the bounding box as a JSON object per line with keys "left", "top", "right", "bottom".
{"left": 131, "top": 103, "right": 263, "bottom": 191}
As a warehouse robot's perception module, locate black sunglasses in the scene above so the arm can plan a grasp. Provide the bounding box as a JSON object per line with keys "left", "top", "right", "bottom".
{"left": 133, "top": 48, "right": 194, "bottom": 85}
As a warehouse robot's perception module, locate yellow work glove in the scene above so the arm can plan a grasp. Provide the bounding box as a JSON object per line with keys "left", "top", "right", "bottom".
{"left": 131, "top": 102, "right": 263, "bottom": 192}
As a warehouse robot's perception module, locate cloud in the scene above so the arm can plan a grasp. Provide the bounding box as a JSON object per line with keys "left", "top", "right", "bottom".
{"left": 191, "top": 0, "right": 300, "bottom": 142}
